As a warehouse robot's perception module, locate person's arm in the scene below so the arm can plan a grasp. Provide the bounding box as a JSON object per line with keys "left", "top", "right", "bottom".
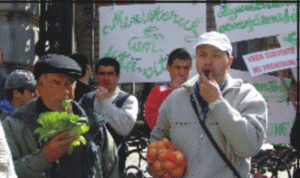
{"left": 95, "top": 95, "right": 138, "bottom": 136}
{"left": 144, "top": 87, "right": 161, "bottom": 130}
{"left": 212, "top": 85, "right": 267, "bottom": 158}
{"left": 3, "top": 118, "right": 77, "bottom": 178}
{"left": 199, "top": 72, "right": 267, "bottom": 158}
{"left": 2, "top": 118, "right": 48, "bottom": 178}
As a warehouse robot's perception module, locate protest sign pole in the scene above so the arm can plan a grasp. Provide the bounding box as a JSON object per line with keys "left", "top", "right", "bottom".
{"left": 277, "top": 70, "right": 296, "bottom": 111}
{"left": 133, "top": 82, "right": 135, "bottom": 95}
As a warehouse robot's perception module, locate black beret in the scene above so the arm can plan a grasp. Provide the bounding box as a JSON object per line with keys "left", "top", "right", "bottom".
{"left": 34, "top": 53, "right": 82, "bottom": 80}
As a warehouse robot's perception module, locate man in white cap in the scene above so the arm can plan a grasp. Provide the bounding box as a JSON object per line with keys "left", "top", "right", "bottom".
{"left": 0, "top": 70, "right": 38, "bottom": 121}
{"left": 149, "top": 31, "right": 268, "bottom": 178}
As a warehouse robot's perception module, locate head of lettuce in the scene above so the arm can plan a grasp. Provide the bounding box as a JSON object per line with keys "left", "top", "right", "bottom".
{"left": 2, "top": 53, "right": 119, "bottom": 178}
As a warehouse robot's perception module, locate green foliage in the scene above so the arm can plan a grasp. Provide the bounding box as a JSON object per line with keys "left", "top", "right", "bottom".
{"left": 33, "top": 100, "right": 90, "bottom": 155}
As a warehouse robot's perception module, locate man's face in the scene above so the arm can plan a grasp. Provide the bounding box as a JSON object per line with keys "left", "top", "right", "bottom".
{"left": 18, "top": 89, "right": 38, "bottom": 107}
{"left": 96, "top": 65, "right": 120, "bottom": 93}
{"left": 36, "top": 73, "right": 77, "bottom": 111}
{"left": 196, "top": 44, "right": 233, "bottom": 86}
{"left": 167, "top": 58, "right": 192, "bottom": 83}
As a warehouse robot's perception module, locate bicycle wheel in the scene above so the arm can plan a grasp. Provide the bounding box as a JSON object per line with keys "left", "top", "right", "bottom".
{"left": 125, "top": 148, "right": 148, "bottom": 173}
{"left": 123, "top": 165, "right": 146, "bottom": 178}
{"left": 257, "top": 155, "right": 291, "bottom": 178}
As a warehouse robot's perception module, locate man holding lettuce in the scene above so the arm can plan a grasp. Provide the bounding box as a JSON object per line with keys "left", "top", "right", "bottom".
{"left": 2, "top": 54, "right": 118, "bottom": 178}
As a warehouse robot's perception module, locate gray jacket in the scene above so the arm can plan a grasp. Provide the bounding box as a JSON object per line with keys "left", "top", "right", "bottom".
{"left": 150, "top": 74, "right": 268, "bottom": 178}
{"left": 2, "top": 98, "right": 118, "bottom": 178}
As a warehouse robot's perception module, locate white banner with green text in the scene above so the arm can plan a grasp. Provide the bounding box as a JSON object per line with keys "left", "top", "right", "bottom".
{"left": 99, "top": 3, "right": 206, "bottom": 83}
{"left": 214, "top": 3, "right": 298, "bottom": 43}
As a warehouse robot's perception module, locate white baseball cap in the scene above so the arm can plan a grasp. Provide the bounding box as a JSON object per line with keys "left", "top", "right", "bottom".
{"left": 194, "top": 31, "right": 232, "bottom": 55}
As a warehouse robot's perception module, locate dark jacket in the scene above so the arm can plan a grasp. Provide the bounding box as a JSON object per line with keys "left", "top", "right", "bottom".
{"left": 74, "top": 80, "right": 94, "bottom": 102}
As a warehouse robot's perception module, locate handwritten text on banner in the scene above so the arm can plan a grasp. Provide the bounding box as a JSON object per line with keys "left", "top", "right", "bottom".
{"left": 99, "top": 4, "right": 206, "bottom": 83}
{"left": 214, "top": 2, "right": 298, "bottom": 43}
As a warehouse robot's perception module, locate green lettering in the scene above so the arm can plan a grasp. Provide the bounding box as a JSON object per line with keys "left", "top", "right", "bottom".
{"left": 104, "top": 46, "right": 117, "bottom": 58}
{"left": 254, "top": 3, "right": 262, "bottom": 11}
{"left": 131, "top": 14, "right": 141, "bottom": 25}
{"left": 159, "top": 55, "right": 167, "bottom": 72}
{"left": 142, "top": 67, "right": 154, "bottom": 79}
{"left": 217, "top": 6, "right": 297, "bottom": 34}
{"left": 174, "top": 17, "right": 185, "bottom": 27}
{"left": 161, "top": 12, "right": 171, "bottom": 21}
{"left": 118, "top": 51, "right": 130, "bottom": 70}
{"left": 140, "top": 12, "right": 147, "bottom": 23}
{"left": 184, "top": 18, "right": 201, "bottom": 43}
{"left": 103, "top": 10, "right": 124, "bottom": 35}
{"left": 153, "top": 7, "right": 163, "bottom": 22}
{"left": 268, "top": 81, "right": 278, "bottom": 92}
{"left": 283, "top": 31, "right": 298, "bottom": 45}
{"left": 267, "top": 123, "right": 274, "bottom": 136}
{"left": 260, "top": 83, "right": 269, "bottom": 91}
{"left": 274, "top": 123, "right": 281, "bottom": 136}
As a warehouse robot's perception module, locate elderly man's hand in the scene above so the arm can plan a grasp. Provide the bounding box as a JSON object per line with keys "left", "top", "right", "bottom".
{"left": 95, "top": 86, "right": 111, "bottom": 103}
{"left": 198, "top": 72, "right": 221, "bottom": 103}
{"left": 42, "top": 131, "right": 77, "bottom": 163}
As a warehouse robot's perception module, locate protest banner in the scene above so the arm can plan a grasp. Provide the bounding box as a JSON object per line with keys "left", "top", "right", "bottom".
{"left": 214, "top": 2, "right": 298, "bottom": 43}
{"left": 242, "top": 46, "right": 297, "bottom": 77}
{"left": 99, "top": 4, "right": 206, "bottom": 83}
{"left": 229, "top": 69, "right": 295, "bottom": 144}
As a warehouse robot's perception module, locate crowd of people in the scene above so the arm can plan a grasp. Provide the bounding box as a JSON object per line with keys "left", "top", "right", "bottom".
{"left": 1, "top": 31, "right": 299, "bottom": 178}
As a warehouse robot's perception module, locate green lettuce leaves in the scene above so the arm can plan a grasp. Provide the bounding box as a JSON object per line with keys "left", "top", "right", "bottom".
{"left": 33, "top": 100, "right": 90, "bottom": 155}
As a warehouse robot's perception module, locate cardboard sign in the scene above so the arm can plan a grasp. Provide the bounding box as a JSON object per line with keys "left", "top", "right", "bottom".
{"left": 242, "top": 46, "right": 297, "bottom": 77}
{"left": 99, "top": 4, "right": 206, "bottom": 83}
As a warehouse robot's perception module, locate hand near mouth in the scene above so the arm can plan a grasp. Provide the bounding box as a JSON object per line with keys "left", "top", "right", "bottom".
{"left": 95, "top": 85, "right": 111, "bottom": 103}
{"left": 198, "top": 72, "right": 221, "bottom": 103}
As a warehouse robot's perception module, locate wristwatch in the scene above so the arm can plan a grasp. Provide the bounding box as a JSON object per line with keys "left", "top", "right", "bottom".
{"left": 208, "top": 97, "right": 223, "bottom": 110}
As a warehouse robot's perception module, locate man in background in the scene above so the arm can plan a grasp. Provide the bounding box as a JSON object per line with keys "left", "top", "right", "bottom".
{"left": 80, "top": 57, "right": 138, "bottom": 176}
{"left": 71, "top": 53, "right": 94, "bottom": 102}
{"left": 0, "top": 70, "right": 38, "bottom": 121}
{"left": 144, "top": 48, "right": 192, "bottom": 130}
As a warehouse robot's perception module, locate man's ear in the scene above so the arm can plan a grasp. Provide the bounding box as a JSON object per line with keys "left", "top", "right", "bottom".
{"left": 35, "top": 81, "right": 42, "bottom": 95}
{"left": 13, "top": 89, "right": 21, "bottom": 98}
{"left": 227, "top": 56, "right": 233, "bottom": 69}
{"left": 117, "top": 73, "right": 120, "bottom": 81}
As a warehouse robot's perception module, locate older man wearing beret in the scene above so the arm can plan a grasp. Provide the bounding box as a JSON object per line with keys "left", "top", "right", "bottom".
{"left": 2, "top": 54, "right": 118, "bottom": 178}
